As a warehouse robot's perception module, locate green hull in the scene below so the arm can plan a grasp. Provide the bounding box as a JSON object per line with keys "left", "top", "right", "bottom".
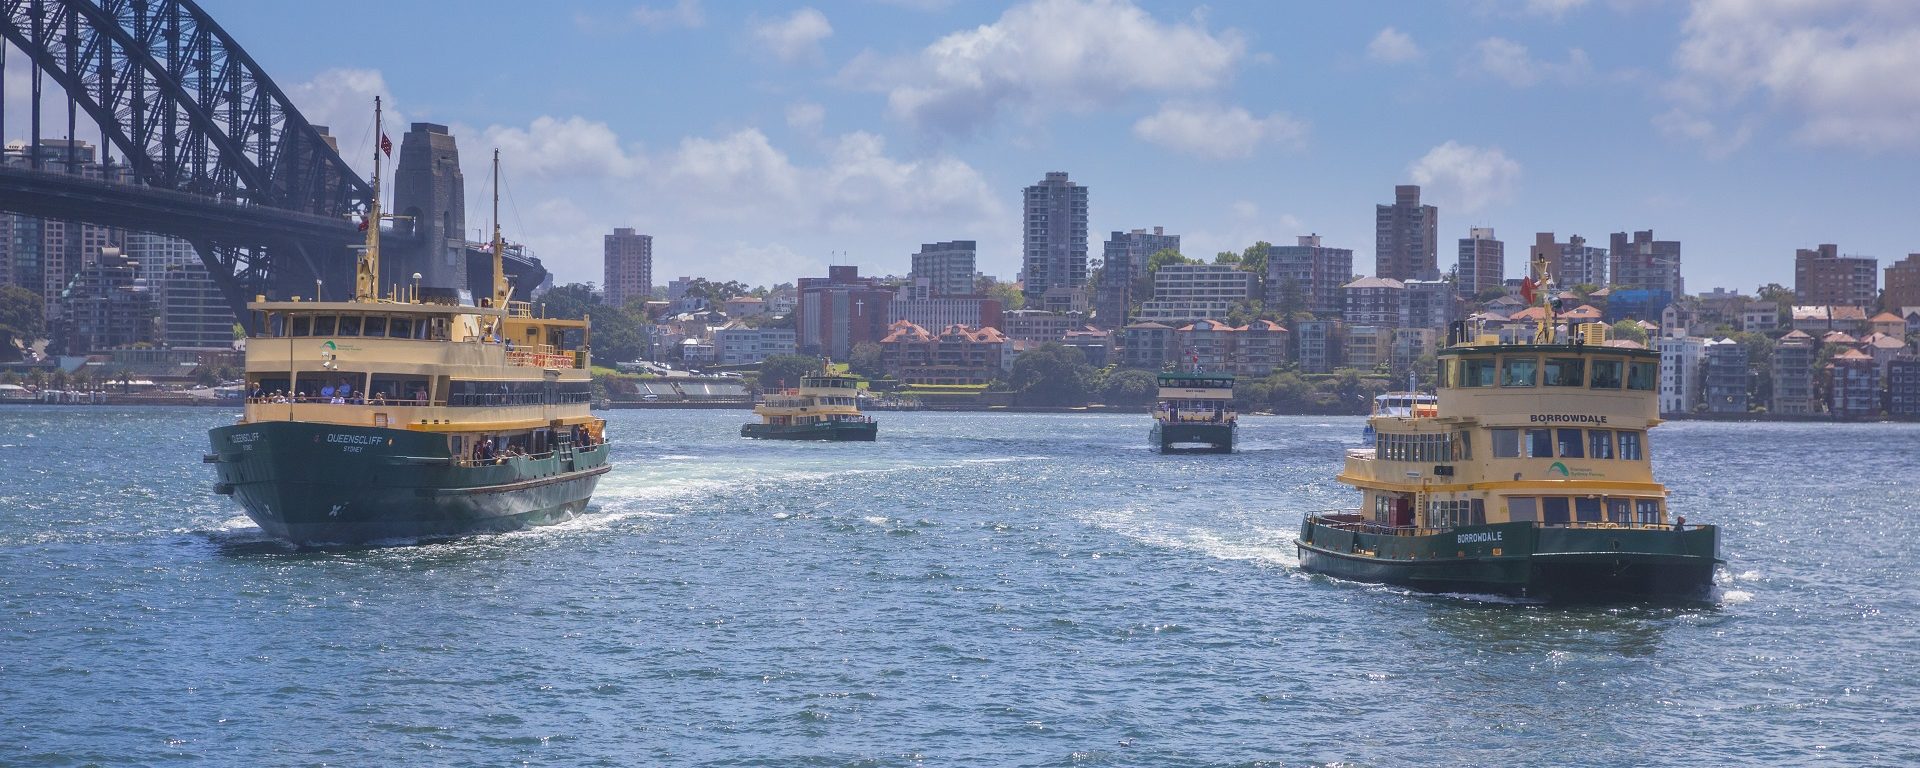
{"left": 1151, "top": 421, "right": 1235, "bottom": 453}
{"left": 1296, "top": 516, "right": 1721, "bottom": 602}
{"left": 740, "top": 420, "right": 877, "bottom": 441}
{"left": 207, "top": 421, "right": 610, "bottom": 546}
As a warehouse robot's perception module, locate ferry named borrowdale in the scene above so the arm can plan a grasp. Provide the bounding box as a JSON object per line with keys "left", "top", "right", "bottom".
{"left": 205, "top": 99, "right": 609, "bottom": 546}
{"left": 741, "top": 368, "right": 877, "bottom": 441}
{"left": 1295, "top": 253, "right": 1722, "bottom": 601}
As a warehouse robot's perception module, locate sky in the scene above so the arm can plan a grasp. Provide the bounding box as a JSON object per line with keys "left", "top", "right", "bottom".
{"left": 11, "top": 0, "right": 1920, "bottom": 293}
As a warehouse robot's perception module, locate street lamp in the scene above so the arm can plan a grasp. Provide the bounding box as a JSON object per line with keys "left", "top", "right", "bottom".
{"left": 411, "top": 272, "right": 423, "bottom": 303}
{"left": 314, "top": 279, "right": 323, "bottom": 302}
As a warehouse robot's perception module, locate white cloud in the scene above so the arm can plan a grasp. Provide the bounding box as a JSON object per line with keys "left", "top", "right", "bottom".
{"left": 1668, "top": 0, "right": 1920, "bottom": 150}
{"left": 1651, "top": 107, "right": 1750, "bottom": 159}
{"left": 629, "top": 0, "right": 705, "bottom": 30}
{"left": 847, "top": 0, "right": 1246, "bottom": 135}
{"left": 1366, "top": 27, "right": 1421, "bottom": 64}
{"left": 1408, "top": 141, "right": 1521, "bottom": 214}
{"left": 1524, "top": 0, "right": 1590, "bottom": 18}
{"left": 1469, "top": 37, "right": 1591, "bottom": 88}
{"left": 786, "top": 102, "right": 826, "bottom": 134}
{"left": 750, "top": 7, "right": 834, "bottom": 65}
{"left": 1131, "top": 102, "right": 1306, "bottom": 160}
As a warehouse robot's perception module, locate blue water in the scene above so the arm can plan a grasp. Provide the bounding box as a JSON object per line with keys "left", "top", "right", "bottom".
{"left": 1, "top": 407, "right": 1916, "bottom": 765}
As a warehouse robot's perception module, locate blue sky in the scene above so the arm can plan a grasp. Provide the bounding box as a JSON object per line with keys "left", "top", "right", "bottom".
{"left": 178, "top": 1, "right": 1920, "bottom": 290}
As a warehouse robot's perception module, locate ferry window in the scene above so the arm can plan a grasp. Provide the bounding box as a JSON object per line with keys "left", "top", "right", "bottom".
{"left": 1557, "top": 428, "right": 1585, "bottom": 458}
{"left": 1526, "top": 428, "right": 1553, "bottom": 458}
{"left": 1590, "top": 359, "right": 1623, "bottom": 389}
{"left": 389, "top": 317, "right": 414, "bottom": 339}
{"left": 337, "top": 315, "right": 362, "bottom": 336}
{"left": 1607, "top": 498, "right": 1631, "bottom": 523}
{"left": 246, "top": 374, "right": 290, "bottom": 398}
{"left": 1501, "top": 357, "right": 1537, "bottom": 387}
{"left": 1543, "top": 497, "right": 1571, "bottom": 524}
{"left": 311, "top": 315, "right": 336, "bottom": 336}
{"left": 1619, "top": 431, "right": 1643, "bottom": 460}
{"left": 1636, "top": 499, "right": 1661, "bottom": 525}
{"left": 1627, "top": 361, "right": 1657, "bottom": 390}
{"left": 1374, "top": 495, "right": 1392, "bottom": 525}
{"left": 363, "top": 316, "right": 389, "bottom": 338}
{"left": 291, "top": 315, "right": 312, "bottom": 337}
{"left": 1437, "top": 361, "right": 1453, "bottom": 388}
{"left": 1589, "top": 429, "right": 1615, "bottom": 459}
{"left": 1491, "top": 428, "right": 1519, "bottom": 458}
{"left": 1509, "top": 497, "right": 1537, "bottom": 522}
{"left": 429, "top": 317, "right": 450, "bottom": 341}
{"left": 266, "top": 313, "right": 286, "bottom": 337}
{"left": 370, "top": 375, "right": 431, "bottom": 404}
{"left": 1456, "top": 430, "right": 1471, "bottom": 460}
{"left": 1575, "top": 497, "right": 1602, "bottom": 522}
{"left": 1544, "top": 357, "right": 1585, "bottom": 387}
{"left": 1470, "top": 499, "right": 1486, "bottom": 525}
{"left": 1462, "top": 358, "right": 1496, "bottom": 387}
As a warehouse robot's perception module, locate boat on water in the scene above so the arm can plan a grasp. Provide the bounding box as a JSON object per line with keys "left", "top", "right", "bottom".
{"left": 205, "top": 101, "right": 609, "bottom": 546}
{"left": 1150, "top": 371, "right": 1236, "bottom": 453}
{"left": 741, "top": 369, "right": 877, "bottom": 441}
{"left": 1296, "top": 253, "right": 1721, "bottom": 601}
{"left": 1360, "top": 391, "right": 1436, "bottom": 443}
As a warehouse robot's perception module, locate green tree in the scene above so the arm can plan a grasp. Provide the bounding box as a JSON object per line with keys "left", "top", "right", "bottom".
{"left": 0, "top": 285, "right": 45, "bottom": 361}
{"left": 1273, "top": 277, "right": 1306, "bottom": 324}
{"left": 1233, "top": 379, "right": 1273, "bottom": 412}
{"left": 682, "top": 278, "right": 749, "bottom": 305}
{"left": 1009, "top": 342, "right": 1094, "bottom": 406}
{"left": 982, "top": 279, "right": 1026, "bottom": 311}
{"left": 1213, "top": 251, "right": 1242, "bottom": 265}
{"left": 1239, "top": 241, "right": 1271, "bottom": 277}
{"left": 848, "top": 341, "right": 886, "bottom": 378}
{"left": 1610, "top": 319, "right": 1649, "bottom": 345}
{"left": 539, "top": 283, "right": 601, "bottom": 320}
{"left": 1267, "top": 372, "right": 1314, "bottom": 413}
{"left": 1100, "top": 368, "right": 1159, "bottom": 406}
{"left": 589, "top": 306, "right": 645, "bottom": 364}
{"left": 759, "top": 354, "right": 824, "bottom": 391}
{"left": 1145, "top": 248, "right": 1194, "bottom": 274}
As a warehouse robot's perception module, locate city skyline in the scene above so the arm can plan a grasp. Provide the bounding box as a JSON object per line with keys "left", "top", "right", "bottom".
{"left": 29, "top": 0, "right": 1919, "bottom": 293}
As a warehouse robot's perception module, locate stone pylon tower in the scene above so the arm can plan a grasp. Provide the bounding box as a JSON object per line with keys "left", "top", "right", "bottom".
{"left": 392, "top": 122, "right": 467, "bottom": 293}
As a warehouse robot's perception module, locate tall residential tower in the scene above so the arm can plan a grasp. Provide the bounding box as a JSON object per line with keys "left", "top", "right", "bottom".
{"left": 603, "top": 228, "right": 654, "bottom": 307}
{"left": 1375, "top": 185, "right": 1438, "bottom": 281}
{"left": 1022, "top": 172, "right": 1089, "bottom": 312}
{"left": 1455, "top": 227, "right": 1503, "bottom": 297}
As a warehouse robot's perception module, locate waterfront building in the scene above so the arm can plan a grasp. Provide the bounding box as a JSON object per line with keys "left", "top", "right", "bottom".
{"left": 1868, "top": 312, "right": 1906, "bottom": 338}
{"left": 54, "top": 247, "right": 153, "bottom": 354}
{"left": 910, "top": 240, "right": 978, "bottom": 298}
{"left": 713, "top": 323, "right": 797, "bottom": 366}
{"left": 1657, "top": 336, "right": 1706, "bottom": 415}
{"left": 1023, "top": 172, "right": 1089, "bottom": 312}
{"left": 1345, "top": 325, "right": 1388, "bottom": 371}
{"left": 1795, "top": 243, "right": 1878, "bottom": 308}
{"left": 1295, "top": 319, "right": 1347, "bottom": 374}
{"left": 1885, "top": 254, "right": 1920, "bottom": 313}
{"left": 1610, "top": 230, "right": 1683, "bottom": 296}
{"left": 1402, "top": 279, "right": 1457, "bottom": 331}
{"left": 1342, "top": 277, "right": 1404, "bottom": 328}
{"left": 1266, "top": 234, "right": 1354, "bottom": 318}
{"left": 1888, "top": 358, "right": 1920, "bottom": 419}
{"left": 1061, "top": 326, "right": 1113, "bottom": 368}
{"left": 1138, "top": 264, "right": 1252, "bottom": 324}
{"left": 603, "top": 228, "right": 653, "bottom": 307}
{"left": 679, "top": 338, "right": 716, "bottom": 366}
{"left": 1532, "top": 233, "right": 1607, "bottom": 289}
{"left": 1456, "top": 227, "right": 1504, "bottom": 298}
{"left": 797, "top": 266, "right": 893, "bottom": 359}
{"left": 1791, "top": 305, "right": 1870, "bottom": 336}
{"left": 879, "top": 321, "right": 1006, "bottom": 385}
{"left": 1864, "top": 333, "right": 1907, "bottom": 383}
{"left": 1390, "top": 327, "right": 1438, "bottom": 372}
{"left": 1001, "top": 309, "right": 1081, "bottom": 346}
{"left": 1770, "top": 331, "right": 1818, "bottom": 415}
{"left": 1095, "top": 227, "right": 1180, "bottom": 328}
{"left": 156, "top": 263, "right": 238, "bottom": 350}
{"left": 723, "top": 296, "right": 767, "bottom": 317}
{"left": 1119, "top": 321, "right": 1177, "bottom": 369}
{"left": 1825, "top": 349, "right": 1879, "bottom": 419}
{"left": 888, "top": 281, "right": 1004, "bottom": 332}
{"left": 1659, "top": 300, "right": 1692, "bottom": 336}
{"left": 1740, "top": 304, "right": 1781, "bottom": 333}
{"left": 1702, "top": 339, "right": 1749, "bottom": 414}
{"left": 1237, "top": 320, "right": 1289, "bottom": 377}
{"left": 1375, "top": 185, "right": 1438, "bottom": 281}
{"left": 1177, "top": 319, "right": 1237, "bottom": 372}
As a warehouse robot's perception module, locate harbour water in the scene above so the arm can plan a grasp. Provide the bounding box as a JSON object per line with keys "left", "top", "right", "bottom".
{"left": 2, "top": 407, "right": 1916, "bottom": 765}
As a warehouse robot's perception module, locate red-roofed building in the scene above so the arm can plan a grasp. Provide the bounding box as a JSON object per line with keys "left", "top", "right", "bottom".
{"left": 878, "top": 321, "right": 1007, "bottom": 385}
{"left": 1825, "top": 348, "right": 1879, "bottom": 419}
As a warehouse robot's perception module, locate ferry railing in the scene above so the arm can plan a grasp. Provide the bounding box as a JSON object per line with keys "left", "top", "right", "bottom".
{"left": 1308, "top": 508, "right": 1700, "bottom": 534}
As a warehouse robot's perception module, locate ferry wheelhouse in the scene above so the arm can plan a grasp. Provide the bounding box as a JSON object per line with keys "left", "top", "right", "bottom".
{"left": 741, "top": 370, "right": 877, "bottom": 441}
{"left": 205, "top": 109, "right": 609, "bottom": 545}
{"left": 1151, "top": 371, "right": 1236, "bottom": 453}
{"left": 1296, "top": 255, "right": 1720, "bottom": 601}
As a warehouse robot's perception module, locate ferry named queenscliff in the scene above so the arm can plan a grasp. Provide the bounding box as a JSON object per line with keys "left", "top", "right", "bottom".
{"left": 205, "top": 100, "right": 609, "bottom": 546}
{"left": 1296, "top": 253, "right": 1721, "bottom": 601}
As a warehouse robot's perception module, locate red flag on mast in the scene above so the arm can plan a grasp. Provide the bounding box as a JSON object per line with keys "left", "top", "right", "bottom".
{"left": 1520, "top": 277, "right": 1536, "bottom": 305}
{"left": 379, "top": 133, "right": 393, "bottom": 157}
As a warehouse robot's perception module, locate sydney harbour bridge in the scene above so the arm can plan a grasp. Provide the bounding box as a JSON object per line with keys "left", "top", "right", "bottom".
{"left": 0, "top": 0, "right": 546, "bottom": 327}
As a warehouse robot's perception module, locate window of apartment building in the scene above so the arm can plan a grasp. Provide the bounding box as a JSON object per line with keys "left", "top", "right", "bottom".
{"left": 1502, "top": 357, "right": 1537, "bottom": 387}
{"left": 1544, "top": 357, "right": 1585, "bottom": 387}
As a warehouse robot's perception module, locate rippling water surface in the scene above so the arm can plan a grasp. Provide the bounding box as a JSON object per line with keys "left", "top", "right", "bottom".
{"left": 2, "top": 407, "right": 1917, "bottom": 765}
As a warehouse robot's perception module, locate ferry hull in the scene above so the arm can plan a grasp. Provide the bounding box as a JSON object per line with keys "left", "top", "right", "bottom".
{"left": 1295, "top": 518, "right": 1720, "bottom": 602}
{"left": 1151, "top": 421, "right": 1235, "bottom": 453}
{"left": 208, "top": 421, "right": 610, "bottom": 546}
{"left": 740, "top": 421, "right": 877, "bottom": 441}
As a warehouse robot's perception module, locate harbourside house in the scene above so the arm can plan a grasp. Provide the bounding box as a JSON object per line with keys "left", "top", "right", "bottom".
{"left": 1120, "top": 321, "right": 1177, "bottom": 369}
{"left": 1237, "top": 320, "right": 1289, "bottom": 377}
{"left": 1889, "top": 358, "right": 1920, "bottom": 419}
{"left": 713, "top": 322, "right": 798, "bottom": 366}
{"left": 1825, "top": 349, "right": 1879, "bottom": 419}
{"left": 1294, "top": 319, "right": 1347, "bottom": 374}
{"left": 1703, "top": 338, "right": 1749, "bottom": 414}
{"left": 1771, "top": 330, "right": 1818, "bottom": 415}
{"left": 1657, "top": 336, "right": 1706, "bottom": 415}
{"left": 1061, "top": 326, "right": 1113, "bottom": 368}
{"left": 878, "top": 321, "right": 1006, "bottom": 385}
{"left": 1002, "top": 309, "right": 1082, "bottom": 346}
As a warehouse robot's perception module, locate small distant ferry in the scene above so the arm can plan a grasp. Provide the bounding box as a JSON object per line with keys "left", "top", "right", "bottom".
{"left": 1296, "top": 253, "right": 1721, "bottom": 601}
{"left": 205, "top": 101, "right": 609, "bottom": 545}
{"left": 1150, "top": 371, "right": 1236, "bottom": 453}
{"left": 741, "top": 370, "right": 877, "bottom": 441}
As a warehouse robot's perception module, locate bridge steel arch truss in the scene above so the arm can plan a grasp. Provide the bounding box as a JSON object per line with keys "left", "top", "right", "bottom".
{"left": 0, "top": 0, "right": 372, "bottom": 311}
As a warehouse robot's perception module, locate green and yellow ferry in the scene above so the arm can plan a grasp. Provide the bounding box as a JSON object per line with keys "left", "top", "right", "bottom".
{"left": 1296, "top": 256, "right": 1721, "bottom": 601}
{"left": 741, "top": 370, "right": 877, "bottom": 441}
{"left": 205, "top": 115, "right": 609, "bottom": 546}
{"left": 1151, "top": 371, "right": 1236, "bottom": 453}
